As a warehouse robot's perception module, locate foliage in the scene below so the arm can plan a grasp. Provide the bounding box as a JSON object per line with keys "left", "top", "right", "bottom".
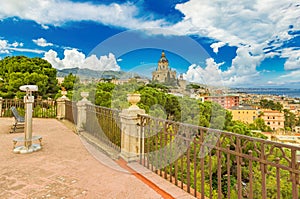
{"left": 296, "top": 116, "right": 300, "bottom": 126}
{"left": 94, "top": 82, "right": 231, "bottom": 130}
{"left": 145, "top": 83, "right": 169, "bottom": 92}
{"left": 259, "top": 99, "right": 283, "bottom": 111}
{"left": 95, "top": 82, "right": 115, "bottom": 107}
{"left": 283, "top": 109, "right": 296, "bottom": 130}
{"left": 0, "top": 56, "right": 59, "bottom": 99}
{"left": 61, "top": 73, "right": 79, "bottom": 91}
{"left": 249, "top": 118, "right": 272, "bottom": 132}
{"left": 145, "top": 122, "right": 294, "bottom": 198}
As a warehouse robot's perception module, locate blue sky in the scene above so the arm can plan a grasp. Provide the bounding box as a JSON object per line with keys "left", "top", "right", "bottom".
{"left": 0, "top": 0, "right": 299, "bottom": 88}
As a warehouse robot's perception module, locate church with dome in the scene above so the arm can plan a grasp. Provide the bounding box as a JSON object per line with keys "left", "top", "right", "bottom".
{"left": 152, "top": 51, "right": 180, "bottom": 86}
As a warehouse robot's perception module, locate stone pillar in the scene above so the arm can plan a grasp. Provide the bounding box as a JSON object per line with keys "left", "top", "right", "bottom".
{"left": 76, "top": 92, "right": 91, "bottom": 133}
{"left": 0, "top": 97, "right": 2, "bottom": 117}
{"left": 56, "top": 91, "right": 69, "bottom": 120}
{"left": 120, "top": 94, "right": 145, "bottom": 162}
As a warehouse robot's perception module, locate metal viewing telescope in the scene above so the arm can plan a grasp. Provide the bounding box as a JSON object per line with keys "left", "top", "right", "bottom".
{"left": 13, "top": 85, "right": 42, "bottom": 154}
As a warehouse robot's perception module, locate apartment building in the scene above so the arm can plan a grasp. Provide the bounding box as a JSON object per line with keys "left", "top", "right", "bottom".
{"left": 261, "top": 109, "right": 285, "bottom": 131}
{"left": 203, "top": 95, "right": 239, "bottom": 109}
{"left": 229, "top": 105, "right": 258, "bottom": 124}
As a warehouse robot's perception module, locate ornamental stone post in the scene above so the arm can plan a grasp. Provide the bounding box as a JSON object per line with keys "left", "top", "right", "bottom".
{"left": 56, "top": 91, "right": 69, "bottom": 120}
{"left": 120, "top": 94, "right": 146, "bottom": 162}
{"left": 76, "top": 92, "right": 91, "bottom": 133}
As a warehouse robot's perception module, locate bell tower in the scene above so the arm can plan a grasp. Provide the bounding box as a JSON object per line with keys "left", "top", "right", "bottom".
{"left": 158, "top": 50, "right": 169, "bottom": 71}
{"left": 152, "top": 50, "right": 177, "bottom": 85}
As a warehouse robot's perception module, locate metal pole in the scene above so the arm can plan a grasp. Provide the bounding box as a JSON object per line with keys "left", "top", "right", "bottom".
{"left": 24, "top": 92, "right": 34, "bottom": 148}
{"left": 13, "top": 85, "right": 41, "bottom": 154}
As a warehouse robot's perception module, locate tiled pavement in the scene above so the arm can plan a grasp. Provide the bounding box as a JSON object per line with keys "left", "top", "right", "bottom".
{"left": 0, "top": 118, "right": 195, "bottom": 199}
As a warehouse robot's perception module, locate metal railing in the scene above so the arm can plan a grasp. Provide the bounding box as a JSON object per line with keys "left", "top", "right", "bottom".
{"left": 138, "top": 114, "right": 300, "bottom": 199}
{"left": 65, "top": 100, "right": 78, "bottom": 124}
{"left": 0, "top": 99, "right": 56, "bottom": 118}
{"left": 85, "top": 104, "right": 121, "bottom": 152}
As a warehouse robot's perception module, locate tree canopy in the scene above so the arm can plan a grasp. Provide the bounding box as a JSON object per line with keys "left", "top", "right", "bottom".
{"left": 61, "top": 73, "right": 79, "bottom": 91}
{"left": 0, "top": 56, "right": 59, "bottom": 99}
{"left": 259, "top": 99, "right": 283, "bottom": 111}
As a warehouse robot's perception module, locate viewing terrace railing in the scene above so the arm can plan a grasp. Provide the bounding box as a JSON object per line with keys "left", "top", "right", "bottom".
{"left": 84, "top": 104, "right": 121, "bottom": 152}
{"left": 138, "top": 114, "right": 300, "bottom": 199}
{"left": 6, "top": 92, "right": 296, "bottom": 198}
{"left": 65, "top": 100, "right": 77, "bottom": 124}
{"left": 0, "top": 99, "right": 56, "bottom": 118}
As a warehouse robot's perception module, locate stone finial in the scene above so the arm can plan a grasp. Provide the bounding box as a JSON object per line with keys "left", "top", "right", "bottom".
{"left": 127, "top": 93, "right": 141, "bottom": 110}
{"left": 61, "top": 90, "right": 68, "bottom": 99}
{"left": 81, "top": 92, "right": 89, "bottom": 101}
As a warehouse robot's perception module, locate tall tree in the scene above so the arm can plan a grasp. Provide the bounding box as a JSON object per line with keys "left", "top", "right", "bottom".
{"left": 0, "top": 56, "right": 59, "bottom": 98}
{"left": 61, "top": 73, "right": 79, "bottom": 91}
{"left": 283, "top": 109, "right": 296, "bottom": 131}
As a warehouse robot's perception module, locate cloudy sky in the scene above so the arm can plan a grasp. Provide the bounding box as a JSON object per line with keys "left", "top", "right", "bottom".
{"left": 0, "top": 0, "right": 299, "bottom": 88}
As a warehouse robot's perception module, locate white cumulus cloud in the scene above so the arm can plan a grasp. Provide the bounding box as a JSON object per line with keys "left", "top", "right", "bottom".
{"left": 210, "top": 42, "right": 226, "bottom": 54}
{"left": 281, "top": 48, "right": 300, "bottom": 70}
{"left": 0, "top": 0, "right": 166, "bottom": 29}
{"left": 0, "top": 38, "right": 43, "bottom": 54}
{"left": 174, "top": 0, "right": 299, "bottom": 47}
{"left": 173, "top": 0, "right": 300, "bottom": 86}
{"left": 182, "top": 58, "right": 224, "bottom": 86}
{"left": 43, "top": 48, "right": 120, "bottom": 71}
{"left": 0, "top": 39, "right": 9, "bottom": 53}
{"left": 183, "top": 46, "right": 263, "bottom": 87}
{"left": 33, "top": 38, "right": 53, "bottom": 47}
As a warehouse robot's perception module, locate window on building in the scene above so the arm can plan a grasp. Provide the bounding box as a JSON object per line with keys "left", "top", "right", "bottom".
{"left": 273, "top": 117, "right": 275, "bottom": 119}
{"left": 267, "top": 122, "right": 270, "bottom": 125}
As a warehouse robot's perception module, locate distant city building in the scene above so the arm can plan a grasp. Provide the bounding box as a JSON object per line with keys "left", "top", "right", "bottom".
{"left": 229, "top": 105, "right": 258, "bottom": 123}
{"left": 111, "top": 78, "right": 149, "bottom": 85}
{"left": 152, "top": 51, "right": 177, "bottom": 85}
{"left": 177, "top": 74, "right": 186, "bottom": 89}
{"left": 56, "top": 77, "right": 64, "bottom": 85}
{"left": 203, "top": 95, "right": 239, "bottom": 109}
{"left": 260, "top": 109, "right": 285, "bottom": 131}
{"left": 271, "top": 135, "right": 300, "bottom": 145}
{"left": 294, "top": 126, "right": 300, "bottom": 133}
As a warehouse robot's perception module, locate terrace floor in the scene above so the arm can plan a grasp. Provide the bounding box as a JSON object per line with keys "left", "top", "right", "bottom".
{"left": 0, "top": 118, "right": 194, "bottom": 199}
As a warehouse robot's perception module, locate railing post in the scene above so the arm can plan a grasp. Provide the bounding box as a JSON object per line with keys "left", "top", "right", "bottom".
{"left": 56, "top": 91, "right": 69, "bottom": 120}
{"left": 0, "top": 97, "right": 2, "bottom": 117}
{"left": 120, "top": 93, "right": 145, "bottom": 162}
{"left": 76, "top": 92, "right": 91, "bottom": 133}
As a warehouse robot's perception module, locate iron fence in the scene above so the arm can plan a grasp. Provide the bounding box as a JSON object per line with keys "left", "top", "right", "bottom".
{"left": 85, "top": 104, "right": 121, "bottom": 152}
{"left": 0, "top": 99, "right": 56, "bottom": 118}
{"left": 138, "top": 114, "right": 300, "bottom": 199}
{"left": 65, "top": 100, "right": 77, "bottom": 124}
